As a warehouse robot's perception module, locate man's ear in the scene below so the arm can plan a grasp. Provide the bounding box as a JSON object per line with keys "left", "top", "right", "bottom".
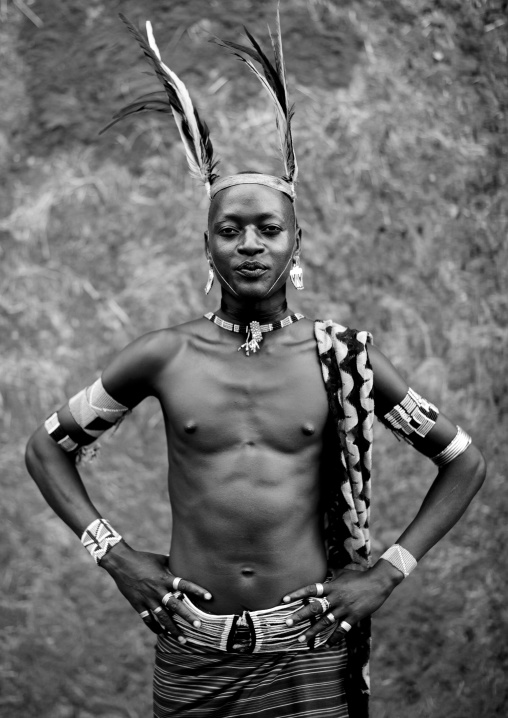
{"left": 294, "top": 225, "right": 302, "bottom": 258}
{"left": 204, "top": 230, "right": 211, "bottom": 262}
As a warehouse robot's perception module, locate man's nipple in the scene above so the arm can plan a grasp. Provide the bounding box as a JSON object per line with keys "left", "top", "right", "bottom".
{"left": 302, "top": 423, "right": 315, "bottom": 436}
{"left": 184, "top": 420, "right": 197, "bottom": 434}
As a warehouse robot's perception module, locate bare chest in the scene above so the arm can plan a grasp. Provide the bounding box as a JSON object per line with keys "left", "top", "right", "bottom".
{"left": 156, "top": 335, "right": 329, "bottom": 453}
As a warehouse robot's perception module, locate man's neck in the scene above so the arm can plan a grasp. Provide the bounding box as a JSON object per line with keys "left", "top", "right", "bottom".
{"left": 218, "top": 292, "right": 290, "bottom": 325}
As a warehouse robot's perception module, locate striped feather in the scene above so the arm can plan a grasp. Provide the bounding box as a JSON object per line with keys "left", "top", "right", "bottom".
{"left": 212, "top": 6, "right": 298, "bottom": 184}
{"left": 101, "top": 15, "right": 219, "bottom": 190}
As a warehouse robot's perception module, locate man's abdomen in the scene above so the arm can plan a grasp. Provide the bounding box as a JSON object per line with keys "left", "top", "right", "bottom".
{"left": 167, "top": 447, "right": 328, "bottom": 614}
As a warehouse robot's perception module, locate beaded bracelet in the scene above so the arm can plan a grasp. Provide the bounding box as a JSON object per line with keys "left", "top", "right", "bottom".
{"left": 380, "top": 544, "right": 417, "bottom": 578}
{"left": 81, "top": 518, "right": 122, "bottom": 564}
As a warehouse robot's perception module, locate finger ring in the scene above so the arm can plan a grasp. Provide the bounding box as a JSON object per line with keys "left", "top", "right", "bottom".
{"left": 139, "top": 610, "right": 150, "bottom": 619}
{"left": 153, "top": 606, "right": 164, "bottom": 615}
{"left": 325, "top": 612, "right": 336, "bottom": 623}
{"left": 172, "top": 576, "right": 182, "bottom": 591}
{"left": 339, "top": 620, "right": 352, "bottom": 632}
{"left": 317, "top": 597, "right": 331, "bottom": 613}
{"left": 162, "top": 591, "right": 176, "bottom": 606}
{"left": 315, "top": 582, "right": 324, "bottom": 597}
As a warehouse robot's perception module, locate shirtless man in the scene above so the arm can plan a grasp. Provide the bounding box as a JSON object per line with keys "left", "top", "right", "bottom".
{"left": 25, "top": 14, "right": 487, "bottom": 718}
{"left": 25, "top": 180, "right": 486, "bottom": 717}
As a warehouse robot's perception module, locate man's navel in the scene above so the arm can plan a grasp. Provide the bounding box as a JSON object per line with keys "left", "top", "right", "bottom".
{"left": 241, "top": 567, "right": 256, "bottom": 577}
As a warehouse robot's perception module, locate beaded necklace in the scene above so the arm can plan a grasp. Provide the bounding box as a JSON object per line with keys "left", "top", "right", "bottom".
{"left": 204, "top": 312, "right": 305, "bottom": 356}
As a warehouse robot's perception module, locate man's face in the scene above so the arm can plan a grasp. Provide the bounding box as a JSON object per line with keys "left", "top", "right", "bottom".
{"left": 206, "top": 184, "right": 300, "bottom": 301}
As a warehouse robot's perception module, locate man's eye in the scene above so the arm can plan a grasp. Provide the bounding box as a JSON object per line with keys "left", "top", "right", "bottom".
{"left": 219, "top": 227, "right": 238, "bottom": 236}
{"left": 262, "top": 225, "right": 282, "bottom": 234}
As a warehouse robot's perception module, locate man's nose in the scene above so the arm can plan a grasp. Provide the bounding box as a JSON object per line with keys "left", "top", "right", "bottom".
{"left": 237, "top": 226, "right": 264, "bottom": 254}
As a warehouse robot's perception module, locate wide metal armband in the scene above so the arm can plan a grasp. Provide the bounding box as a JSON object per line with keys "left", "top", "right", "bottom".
{"left": 383, "top": 387, "right": 439, "bottom": 444}
{"left": 45, "top": 378, "right": 129, "bottom": 453}
{"left": 431, "top": 425, "right": 471, "bottom": 467}
{"left": 68, "top": 377, "right": 129, "bottom": 439}
{"left": 44, "top": 412, "right": 78, "bottom": 452}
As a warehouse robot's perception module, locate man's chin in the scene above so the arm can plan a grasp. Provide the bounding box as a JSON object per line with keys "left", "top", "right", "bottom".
{"left": 219, "top": 277, "right": 272, "bottom": 301}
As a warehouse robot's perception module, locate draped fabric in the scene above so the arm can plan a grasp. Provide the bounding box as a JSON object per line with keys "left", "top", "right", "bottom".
{"left": 154, "top": 632, "right": 349, "bottom": 718}
{"left": 314, "top": 321, "right": 375, "bottom": 718}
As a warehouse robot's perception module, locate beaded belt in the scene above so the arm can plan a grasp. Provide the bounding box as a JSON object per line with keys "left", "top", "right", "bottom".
{"left": 172, "top": 594, "right": 336, "bottom": 653}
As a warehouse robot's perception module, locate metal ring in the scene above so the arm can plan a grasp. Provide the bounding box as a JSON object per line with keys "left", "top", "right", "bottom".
{"left": 339, "top": 620, "right": 352, "bottom": 633}
{"left": 162, "top": 591, "right": 176, "bottom": 606}
{"left": 315, "top": 582, "right": 324, "bottom": 597}
{"left": 139, "top": 610, "right": 150, "bottom": 619}
{"left": 153, "top": 606, "right": 164, "bottom": 615}
{"left": 317, "top": 597, "right": 331, "bottom": 613}
{"left": 325, "top": 612, "right": 336, "bottom": 623}
{"left": 172, "top": 576, "right": 182, "bottom": 591}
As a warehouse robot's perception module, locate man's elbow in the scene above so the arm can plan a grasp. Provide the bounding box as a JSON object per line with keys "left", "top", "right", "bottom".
{"left": 25, "top": 426, "right": 50, "bottom": 474}
{"left": 466, "top": 443, "right": 487, "bottom": 491}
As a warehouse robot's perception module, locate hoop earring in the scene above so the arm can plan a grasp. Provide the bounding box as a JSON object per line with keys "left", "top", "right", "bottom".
{"left": 204, "top": 264, "right": 215, "bottom": 295}
{"left": 289, "top": 256, "right": 304, "bottom": 290}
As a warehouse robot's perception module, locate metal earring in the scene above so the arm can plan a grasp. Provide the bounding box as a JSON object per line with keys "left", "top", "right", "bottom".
{"left": 204, "top": 264, "right": 215, "bottom": 295}
{"left": 289, "top": 256, "right": 304, "bottom": 290}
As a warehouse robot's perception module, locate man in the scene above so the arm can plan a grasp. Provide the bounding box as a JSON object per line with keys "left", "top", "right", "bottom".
{"left": 25, "top": 13, "right": 486, "bottom": 718}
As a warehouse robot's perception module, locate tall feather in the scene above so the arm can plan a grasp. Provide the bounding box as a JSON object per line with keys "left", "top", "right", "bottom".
{"left": 101, "top": 14, "right": 219, "bottom": 190}
{"left": 212, "top": 6, "right": 297, "bottom": 184}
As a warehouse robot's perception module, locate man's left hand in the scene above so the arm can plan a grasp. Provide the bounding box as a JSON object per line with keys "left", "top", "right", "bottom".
{"left": 281, "top": 563, "right": 402, "bottom": 646}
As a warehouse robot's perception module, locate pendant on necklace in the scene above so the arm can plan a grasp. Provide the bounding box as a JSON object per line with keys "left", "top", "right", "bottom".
{"left": 203, "top": 312, "right": 305, "bottom": 357}
{"left": 238, "top": 321, "right": 263, "bottom": 356}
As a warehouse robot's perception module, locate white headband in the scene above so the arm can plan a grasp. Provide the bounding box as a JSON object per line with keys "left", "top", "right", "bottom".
{"left": 209, "top": 174, "right": 295, "bottom": 201}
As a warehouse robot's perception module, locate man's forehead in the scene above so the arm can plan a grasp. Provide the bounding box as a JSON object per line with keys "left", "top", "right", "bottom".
{"left": 209, "top": 183, "right": 293, "bottom": 220}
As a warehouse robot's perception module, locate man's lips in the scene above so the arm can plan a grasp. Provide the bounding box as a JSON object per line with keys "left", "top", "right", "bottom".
{"left": 235, "top": 261, "right": 268, "bottom": 277}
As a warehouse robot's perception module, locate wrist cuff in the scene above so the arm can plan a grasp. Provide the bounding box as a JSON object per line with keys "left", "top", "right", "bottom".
{"left": 81, "top": 518, "right": 122, "bottom": 564}
{"left": 380, "top": 544, "right": 417, "bottom": 578}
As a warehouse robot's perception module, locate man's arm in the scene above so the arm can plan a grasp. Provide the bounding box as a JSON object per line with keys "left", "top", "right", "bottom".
{"left": 283, "top": 342, "right": 486, "bottom": 642}
{"left": 367, "top": 343, "right": 486, "bottom": 565}
{"left": 25, "top": 330, "right": 211, "bottom": 640}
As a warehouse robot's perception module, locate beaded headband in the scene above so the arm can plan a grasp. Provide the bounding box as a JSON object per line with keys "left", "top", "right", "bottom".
{"left": 101, "top": 9, "right": 297, "bottom": 201}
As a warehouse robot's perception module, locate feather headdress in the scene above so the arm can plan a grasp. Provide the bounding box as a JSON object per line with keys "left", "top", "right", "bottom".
{"left": 101, "top": 14, "right": 219, "bottom": 194}
{"left": 212, "top": 6, "right": 298, "bottom": 187}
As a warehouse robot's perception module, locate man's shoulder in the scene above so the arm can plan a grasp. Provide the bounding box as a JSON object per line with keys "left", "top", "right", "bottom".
{"left": 102, "top": 318, "right": 210, "bottom": 389}
{"left": 127, "top": 317, "right": 210, "bottom": 357}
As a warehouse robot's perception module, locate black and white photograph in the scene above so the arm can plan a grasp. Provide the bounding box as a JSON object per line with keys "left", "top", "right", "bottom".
{"left": 1, "top": 1, "right": 506, "bottom": 716}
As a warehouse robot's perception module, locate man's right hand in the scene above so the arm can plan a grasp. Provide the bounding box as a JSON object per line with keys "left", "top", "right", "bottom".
{"left": 99, "top": 541, "right": 212, "bottom": 641}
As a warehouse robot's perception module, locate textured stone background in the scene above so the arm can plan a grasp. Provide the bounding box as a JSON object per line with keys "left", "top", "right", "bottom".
{"left": 1, "top": 1, "right": 507, "bottom": 715}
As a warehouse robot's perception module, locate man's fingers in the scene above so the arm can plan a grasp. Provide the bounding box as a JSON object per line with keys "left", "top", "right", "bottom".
{"left": 161, "top": 593, "right": 203, "bottom": 628}
{"left": 299, "top": 613, "right": 353, "bottom": 645}
{"left": 285, "top": 597, "right": 332, "bottom": 626}
{"left": 174, "top": 577, "right": 212, "bottom": 601}
{"left": 150, "top": 604, "right": 188, "bottom": 642}
{"left": 326, "top": 626, "right": 349, "bottom": 646}
{"left": 282, "top": 581, "right": 328, "bottom": 604}
{"left": 138, "top": 609, "right": 163, "bottom": 635}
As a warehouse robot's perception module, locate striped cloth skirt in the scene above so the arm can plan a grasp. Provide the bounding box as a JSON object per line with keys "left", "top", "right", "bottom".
{"left": 153, "top": 594, "right": 349, "bottom": 717}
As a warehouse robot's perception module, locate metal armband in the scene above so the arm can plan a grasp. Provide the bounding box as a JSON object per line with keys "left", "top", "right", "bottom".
{"left": 431, "top": 425, "right": 471, "bottom": 467}
{"left": 44, "top": 412, "right": 78, "bottom": 452}
{"left": 44, "top": 378, "right": 129, "bottom": 453}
